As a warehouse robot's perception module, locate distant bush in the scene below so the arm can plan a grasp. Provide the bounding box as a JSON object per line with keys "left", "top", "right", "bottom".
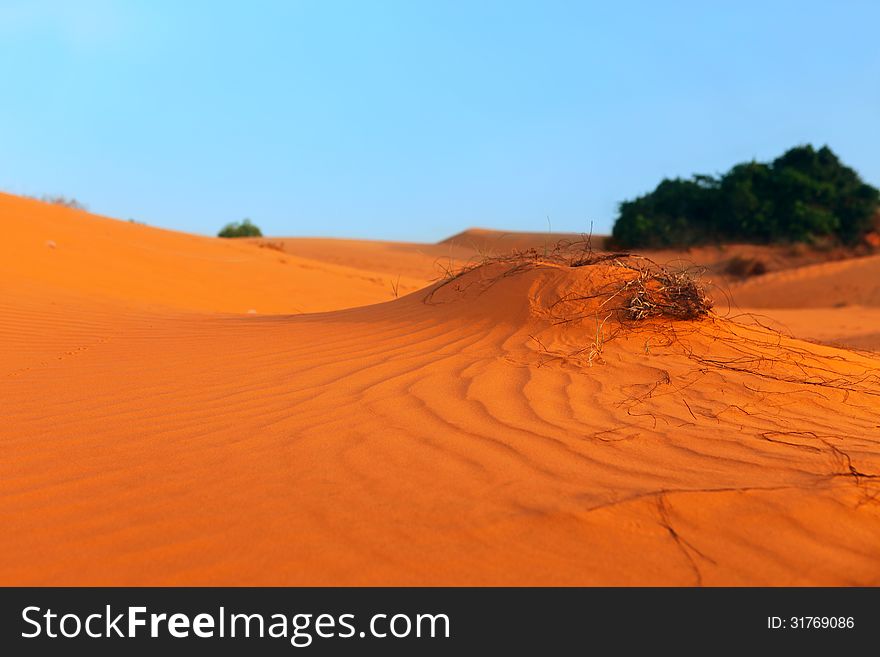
{"left": 218, "top": 218, "right": 262, "bottom": 238}
{"left": 40, "top": 195, "right": 87, "bottom": 210}
{"left": 723, "top": 255, "right": 767, "bottom": 279}
{"left": 611, "top": 145, "right": 879, "bottom": 248}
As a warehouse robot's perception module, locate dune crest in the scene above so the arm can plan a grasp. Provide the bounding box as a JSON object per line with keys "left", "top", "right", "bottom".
{"left": 0, "top": 192, "right": 421, "bottom": 313}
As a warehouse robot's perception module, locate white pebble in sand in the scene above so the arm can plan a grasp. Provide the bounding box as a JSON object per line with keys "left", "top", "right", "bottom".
{"left": 46, "top": 240, "right": 57, "bottom": 249}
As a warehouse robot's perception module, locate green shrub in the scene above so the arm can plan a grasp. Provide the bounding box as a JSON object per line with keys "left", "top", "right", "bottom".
{"left": 612, "top": 145, "right": 879, "bottom": 248}
{"left": 218, "top": 218, "right": 262, "bottom": 238}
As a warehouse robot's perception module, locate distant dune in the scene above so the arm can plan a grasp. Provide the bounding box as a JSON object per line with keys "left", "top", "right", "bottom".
{"left": 440, "top": 227, "right": 607, "bottom": 253}
{"left": 241, "top": 236, "right": 480, "bottom": 283}
{"left": 728, "top": 254, "right": 880, "bottom": 308}
{"left": 720, "top": 252, "right": 880, "bottom": 351}
{"left": 1, "top": 195, "right": 879, "bottom": 585}
{"left": 0, "top": 193, "right": 422, "bottom": 313}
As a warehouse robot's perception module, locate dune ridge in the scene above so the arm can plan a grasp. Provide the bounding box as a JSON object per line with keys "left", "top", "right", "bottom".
{"left": 0, "top": 192, "right": 423, "bottom": 313}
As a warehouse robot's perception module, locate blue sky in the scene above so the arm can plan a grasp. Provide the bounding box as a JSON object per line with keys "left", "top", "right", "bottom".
{"left": 0, "top": 1, "right": 877, "bottom": 241}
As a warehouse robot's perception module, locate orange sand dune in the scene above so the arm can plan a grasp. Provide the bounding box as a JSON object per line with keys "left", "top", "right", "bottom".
{"left": 440, "top": 227, "right": 604, "bottom": 253}
{"left": 247, "top": 229, "right": 600, "bottom": 283}
{"left": 2, "top": 196, "right": 880, "bottom": 585}
{"left": 727, "top": 253, "right": 880, "bottom": 309}
{"left": 0, "top": 193, "right": 422, "bottom": 313}
{"left": 243, "top": 236, "right": 480, "bottom": 283}
{"left": 729, "top": 307, "right": 880, "bottom": 352}
{"left": 258, "top": 232, "right": 880, "bottom": 352}
{"left": 714, "top": 254, "right": 880, "bottom": 351}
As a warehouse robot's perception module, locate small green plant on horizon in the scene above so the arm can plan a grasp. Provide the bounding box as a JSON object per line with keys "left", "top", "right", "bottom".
{"left": 218, "top": 218, "right": 263, "bottom": 238}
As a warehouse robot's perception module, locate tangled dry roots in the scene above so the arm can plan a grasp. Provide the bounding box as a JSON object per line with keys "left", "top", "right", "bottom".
{"left": 431, "top": 237, "right": 713, "bottom": 323}
{"left": 617, "top": 262, "right": 712, "bottom": 321}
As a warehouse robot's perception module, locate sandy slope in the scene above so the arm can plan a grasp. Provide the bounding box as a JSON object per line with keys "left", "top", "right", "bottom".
{"left": 727, "top": 254, "right": 880, "bottom": 308}
{"left": 0, "top": 193, "right": 421, "bottom": 313}
{"left": 2, "top": 197, "right": 880, "bottom": 585}
{"left": 242, "top": 236, "right": 480, "bottom": 283}
{"left": 726, "top": 307, "right": 880, "bottom": 352}
{"left": 716, "top": 254, "right": 880, "bottom": 351}
{"left": 260, "top": 230, "right": 880, "bottom": 350}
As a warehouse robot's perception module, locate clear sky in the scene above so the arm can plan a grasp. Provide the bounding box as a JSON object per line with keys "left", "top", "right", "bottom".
{"left": 0, "top": 1, "right": 877, "bottom": 241}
